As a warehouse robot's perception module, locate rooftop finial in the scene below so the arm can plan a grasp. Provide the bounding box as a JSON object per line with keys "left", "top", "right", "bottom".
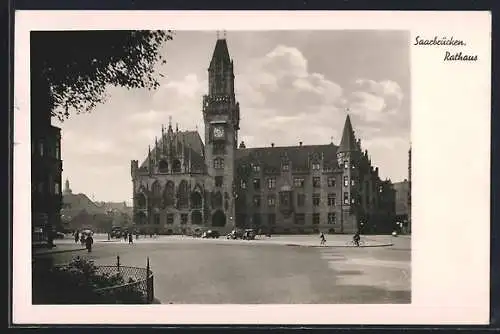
{"left": 168, "top": 115, "right": 172, "bottom": 129}
{"left": 176, "top": 123, "right": 179, "bottom": 132}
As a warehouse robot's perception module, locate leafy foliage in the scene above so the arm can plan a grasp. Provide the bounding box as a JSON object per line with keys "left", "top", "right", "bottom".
{"left": 32, "top": 256, "right": 148, "bottom": 304}
{"left": 31, "top": 30, "right": 172, "bottom": 121}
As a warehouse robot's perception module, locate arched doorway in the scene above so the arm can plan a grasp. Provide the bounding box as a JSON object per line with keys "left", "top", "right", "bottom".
{"left": 191, "top": 192, "right": 202, "bottom": 209}
{"left": 212, "top": 210, "right": 226, "bottom": 227}
{"left": 191, "top": 210, "right": 202, "bottom": 225}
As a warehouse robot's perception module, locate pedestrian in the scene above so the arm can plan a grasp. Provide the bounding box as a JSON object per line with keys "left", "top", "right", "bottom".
{"left": 80, "top": 234, "right": 85, "bottom": 246}
{"left": 74, "top": 230, "right": 79, "bottom": 244}
{"left": 85, "top": 233, "right": 94, "bottom": 252}
{"left": 320, "top": 232, "right": 326, "bottom": 246}
{"left": 128, "top": 233, "right": 133, "bottom": 244}
{"left": 123, "top": 233, "right": 128, "bottom": 242}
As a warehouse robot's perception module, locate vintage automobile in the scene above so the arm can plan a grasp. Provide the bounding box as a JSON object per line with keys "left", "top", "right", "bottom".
{"left": 242, "top": 229, "right": 256, "bottom": 240}
{"left": 202, "top": 230, "right": 220, "bottom": 239}
{"left": 226, "top": 229, "right": 244, "bottom": 240}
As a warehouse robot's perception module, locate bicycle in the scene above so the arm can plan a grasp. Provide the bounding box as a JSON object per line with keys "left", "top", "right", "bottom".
{"left": 345, "top": 239, "right": 366, "bottom": 247}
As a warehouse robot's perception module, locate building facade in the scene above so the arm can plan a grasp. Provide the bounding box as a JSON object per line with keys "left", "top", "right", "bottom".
{"left": 131, "top": 37, "right": 396, "bottom": 235}
{"left": 32, "top": 109, "right": 63, "bottom": 247}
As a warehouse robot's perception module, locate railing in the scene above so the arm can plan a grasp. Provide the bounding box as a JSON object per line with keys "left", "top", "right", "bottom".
{"left": 55, "top": 256, "right": 154, "bottom": 304}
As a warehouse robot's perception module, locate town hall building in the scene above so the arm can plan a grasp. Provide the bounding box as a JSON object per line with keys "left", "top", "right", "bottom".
{"left": 131, "top": 37, "right": 396, "bottom": 235}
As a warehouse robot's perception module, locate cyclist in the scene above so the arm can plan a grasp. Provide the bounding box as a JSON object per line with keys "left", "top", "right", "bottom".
{"left": 352, "top": 231, "right": 361, "bottom": 247}
{"left": 320, "top": 232, "right": 326, "bottom": 246}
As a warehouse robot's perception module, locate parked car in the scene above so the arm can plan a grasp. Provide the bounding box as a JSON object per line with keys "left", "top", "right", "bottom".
{"left": 226, "top": 229, "right": 244, "bottom": 239}
{"left": 242, "top": 229, "right": 256, "bottom": 240}
{"left": 110, "top": 227, "right": 123, "bottom": 238}
{"left": 202, "top": 230, "right": 220, "bottom": 239}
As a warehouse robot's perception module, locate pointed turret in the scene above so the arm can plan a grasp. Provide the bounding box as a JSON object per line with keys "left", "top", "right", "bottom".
{"left": 339, "top": 114, "right": 357, "bottom": 152}
{"left": 209, "top": 38, "right": 231, "bottom": 70}
{"left": 64, "top": 178, "right": 72, "bottom": 195}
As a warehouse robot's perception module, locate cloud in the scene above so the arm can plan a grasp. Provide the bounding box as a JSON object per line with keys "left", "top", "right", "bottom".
{"left": 347, "top": 79, "right": 404, "bottom": 123}
{"left": 236, "top": 45, "right": 343, "bottom": 113}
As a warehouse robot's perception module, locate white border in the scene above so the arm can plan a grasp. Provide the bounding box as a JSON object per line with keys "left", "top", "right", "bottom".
{"left": 13, "top": 10, "right": 491, "bottom": 325}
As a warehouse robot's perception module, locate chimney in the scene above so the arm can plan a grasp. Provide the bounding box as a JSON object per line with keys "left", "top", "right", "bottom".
{"left": 271, "top": 143, "right": 275, "bottom": 148}
{"left": 299, "top": 141, "right": 303, "bottom": 147}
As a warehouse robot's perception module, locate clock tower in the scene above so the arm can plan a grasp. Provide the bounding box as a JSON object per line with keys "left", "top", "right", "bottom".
{"left": 202, "top": 37, "right": 240, "bottom": 232}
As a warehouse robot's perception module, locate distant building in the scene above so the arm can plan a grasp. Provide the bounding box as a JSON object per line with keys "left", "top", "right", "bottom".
{"left": 393, "top": 179, "right": 410, "bottom": 231}
{"left": 32, "top": 103, "right": 62, "bottom": 247}
{"left": 61, "top": 179, "right": 132, "bottom": 232}
{"left": 130, "top": 37, "right": 397, "bottom": 235}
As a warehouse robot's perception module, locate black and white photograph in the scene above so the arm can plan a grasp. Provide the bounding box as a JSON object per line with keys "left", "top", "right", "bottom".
{"left": 13, "top": 11, "right": 490, "bottom": 325}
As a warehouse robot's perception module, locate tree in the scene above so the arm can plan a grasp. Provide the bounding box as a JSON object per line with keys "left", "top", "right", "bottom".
{"left": 31, "top": 30, "right": 173, "bottom": 121}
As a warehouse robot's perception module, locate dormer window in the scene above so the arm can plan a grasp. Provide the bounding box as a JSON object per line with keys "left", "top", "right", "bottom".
{"left": 253, "top": 164, "right": 260, "bottom": 173}
{"left": 282, "top": 163, "right": 289, "bottom": 171}
{"left": 312, "top": 162, "right": 321, "bottom": 171}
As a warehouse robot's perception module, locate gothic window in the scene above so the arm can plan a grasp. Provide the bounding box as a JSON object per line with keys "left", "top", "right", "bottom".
{"left": 191, "top": 191, "right": 203, "bottom": 209}
{"left": 282, "top": 162, "right": 289, "bottom": 171}
{"left": 328, "top": 212, "right": 336, "bottom": 224}
{"left": 136, "top": 193, "right": 146, "bottom": 209}
{"left": 166, "top": 213, "right": 174, "bottom": 224}
{"left": 312, "top": 162, "right": 321, "bottom": 170}
{"left": 163, "top": 181, "right": 175, "bottom": 208}
{"left": 327, "top": 177, "right": 336, "bottom": 187}
{"left": 152, "top": 181, "right": 162, "bottom": 197}
{"left": 181, "top": 214, "right": 188, "bottom": 225}
{"left": 267, "top": 177, "right": 276, "bottom": 190}
{"left": 253, "top": 178, "right": 261, "bottom": 190}
{"left": 312, "top": 193, "right": 320, "bottom": 207}
{"left": 172, "top": 159, "right": 182, "bottom": 173}
{"left": 252, "top": 164, "right": 260, "bottom": 173}
{"left": 213, "top": 143, "right": 226, "bottom": 155}
{"left": 55, "top": 141, "right": 60, "bottom": 159}
{"left": 177, "top": 180, "right": 189, "bottom": 209}
{"left": 191, "top": 210, "right": 202, "bottom": 225}
{"left": 344, "top": 192, "right": 349, "bottom": 204}
{"left": 313, "top": 177, "right": 321, "bottom": 188}
{"left": 280, "top": 192, "right": 291, "bottom": 206}
{"left": 344, "top": 160, "right": 349, "bottom": 169}
{"left": 154, "top": 213, "right": 160, "bottom": 225}
{"left": 294, "top": 178, "right": 305, "bottom": 188}
{"left": 344, "top": 176, "right": 349, "bottom": 187}
{"left": 267, "top": 195, "right": 276, "bottom": 207}
{"left": 214, "top": 158, "right": 225, "bottom": 169}
{"left": 351, "top": 179, "right": 355, "bottom": 186}
{"left": 215, "top": 176, "right": 223, "bottom": 187}
{"left": 240, "top": 179, "right": 247, "bottom": 189}
{"left": 327, "top": 193, "right": 336, "bottom": 206}
{"left": 158, "top": 160, "right": 168, "bottom": 173}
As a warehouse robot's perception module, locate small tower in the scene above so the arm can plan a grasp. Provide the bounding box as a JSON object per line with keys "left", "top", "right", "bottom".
{"left": 337, "top": 113, "right": 361, "bottom": 233}
{"left": 63, "top": 178, "right": 72, "bottom": 195}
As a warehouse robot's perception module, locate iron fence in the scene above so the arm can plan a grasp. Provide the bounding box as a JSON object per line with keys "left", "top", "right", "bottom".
{"left": 54, "top": 256, "right": 154, "bottom": 304}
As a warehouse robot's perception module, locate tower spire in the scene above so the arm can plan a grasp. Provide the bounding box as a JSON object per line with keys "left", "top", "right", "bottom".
{"left": 339, "top": 112, "right": 357, "bottom": 152}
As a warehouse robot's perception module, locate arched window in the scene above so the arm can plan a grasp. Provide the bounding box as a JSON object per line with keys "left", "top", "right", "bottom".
{"left": 191, "top": 210, "right": 202, "bottom": 225}
{"left": 212, "top": 210, "right": 226, "bottom": 227}
{"left": 172, "top": 159, "right": 182, "bottom": 173}
{"left": 163, "top": 181, "right": 175, "bottom": 208}
{"left": 136, "top": 193, "right": 146, "bottom": 209}
{"left": 177, "top": 180, "right": 189, "bottom": 208}
{"left": 214, "top": 158, "right": 224, "bottom": 169}
{"left": 135, "top": 211, "right": 147, "bottom": 225}
{"left": 191, "top": 192, "right": 203, "bottom": 209}
{"left": 158, "top": 160, "right": 168, "bottom": 173}
{"left": 151, "top": 181, "right": 161, "bottom": 197}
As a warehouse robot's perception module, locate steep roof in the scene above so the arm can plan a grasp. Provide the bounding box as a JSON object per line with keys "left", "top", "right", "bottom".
{"left": 339, "top": 114, "right": 357, "bottom": 152}
{"left": 209, "top": 38, "right": 231, "bottom": 69}
{"left": 62, "top": 193, "right": 103, "bottom": 218}
{"left": 235, "top": 144, "right": 339, "bottom": 171}
{"left": 140, "top": 130, "right": 205, "bottom": 169}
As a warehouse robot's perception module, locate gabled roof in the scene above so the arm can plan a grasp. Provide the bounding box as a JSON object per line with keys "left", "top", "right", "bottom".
{"left": 339, "top": 114, "right": 357, "bottom": 152}
{"left": 140, "top": 130, "right": 205, "bottom": 169}
{"left": 235, "top": 144, "right": 339, "bottom": 172}
{"left": 209, "top": 38, "right": 231, "bottom": 69}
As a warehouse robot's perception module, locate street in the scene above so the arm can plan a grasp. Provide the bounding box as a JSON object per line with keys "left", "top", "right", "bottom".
{"left": 37, "top": 235, "right": 411, "bottom": 304}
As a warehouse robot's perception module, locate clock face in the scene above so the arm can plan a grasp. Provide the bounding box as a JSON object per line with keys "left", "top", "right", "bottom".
{"left": 213, "top": 127, "right": 225, "bottom": 138}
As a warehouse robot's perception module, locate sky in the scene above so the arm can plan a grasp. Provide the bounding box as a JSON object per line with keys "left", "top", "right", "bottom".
{"left": 54, "top": 30, "right": 411, "bottom": 205}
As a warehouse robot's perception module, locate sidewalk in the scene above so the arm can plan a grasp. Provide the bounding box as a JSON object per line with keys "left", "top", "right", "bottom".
{"left": 33, "top": 242, "right": 87, "bottom": 256}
